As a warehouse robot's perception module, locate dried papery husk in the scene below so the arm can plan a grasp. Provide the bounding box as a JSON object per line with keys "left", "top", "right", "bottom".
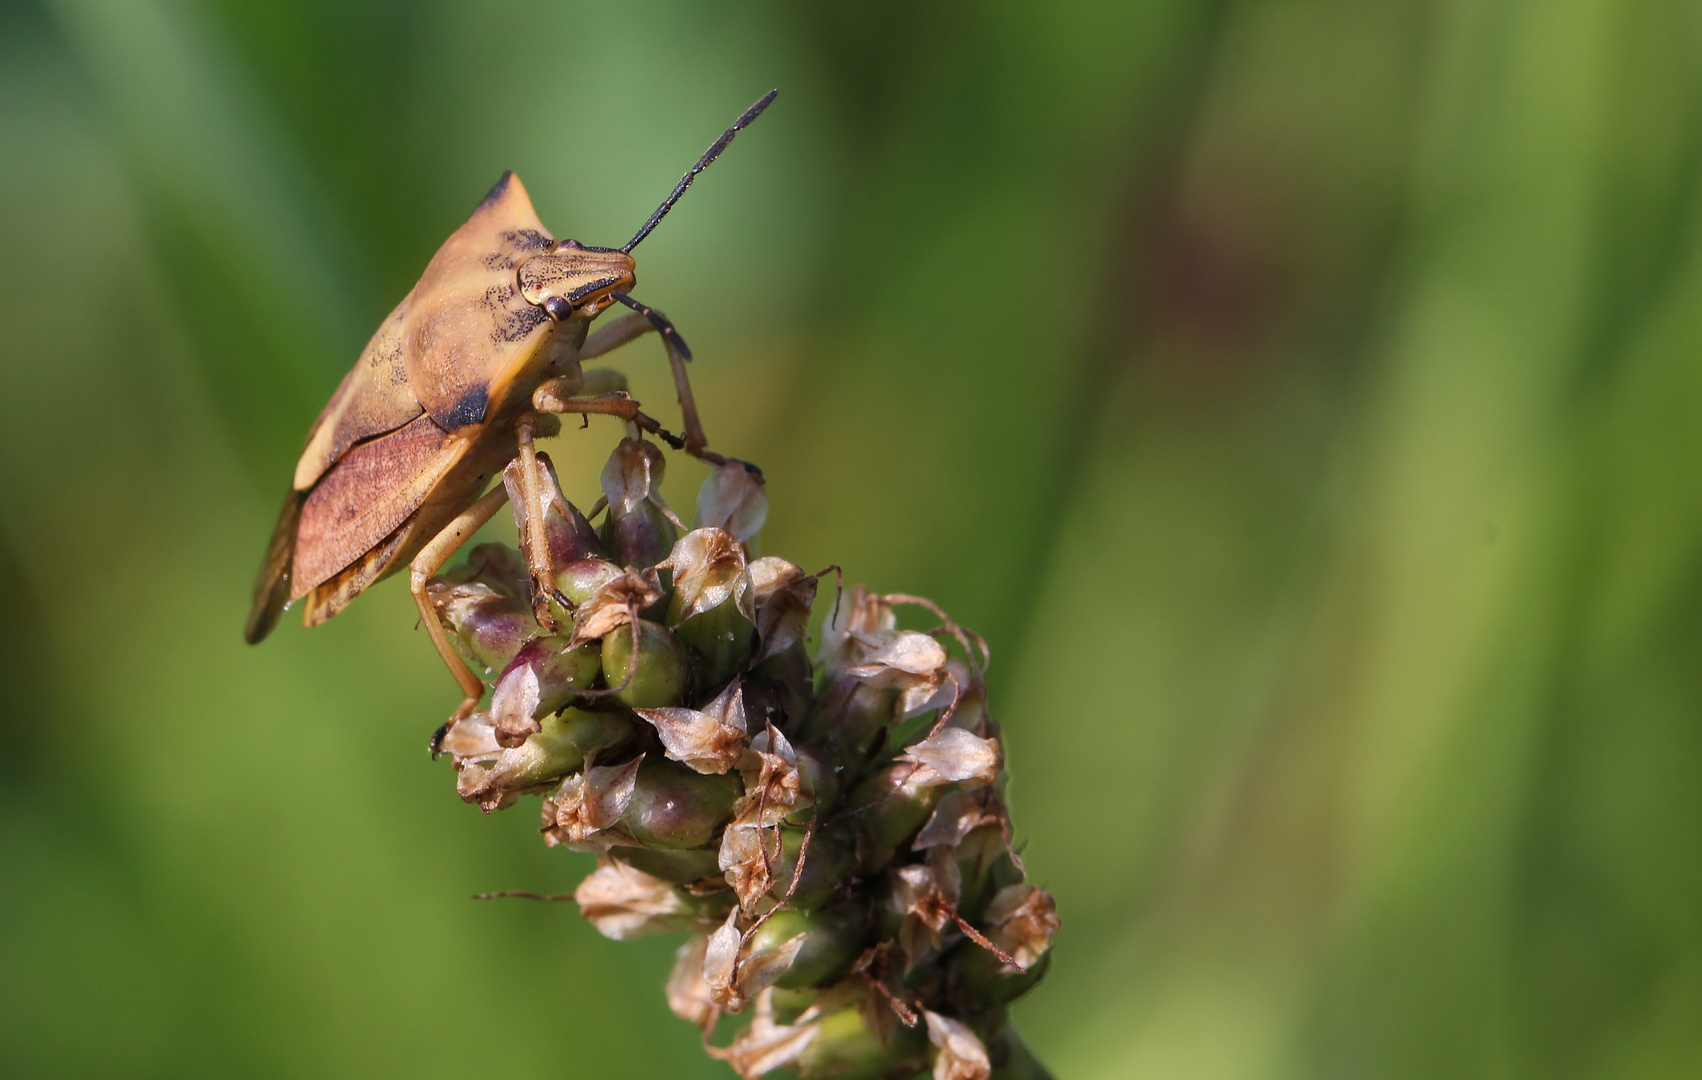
{"left": 983, "top": 884, "right": 1059, "bottom": 972}
{"left": 748, "top": 557, "right": 817, "bottom": 662}
{"left": 634, "top": 678, "right": 749, "bottom": 774}
{"left": 702, "top": 909, "right": 804, "bottom": 1013}
{"left": 667, "top": 934, "right": 718, "bottom": 1028}
{"left": 696, "top": 461, "right": 768, "bottom": 543}
{"left": 816, "top": 585, "right": 895, "bottom": 674}
{"left": 489, "top": 637, "right": 602, "bottom": 746}
{"left": 914, "top": 789, "right": 1008, "bottom": 852}
{"left": 575, "top": 859, "right": 696, "bottom": 941}
{"left": 900, "top": 727, "right": 1002, "bottom": 788}
{"left": 566, "top": 567, "right": 662, "bottom": 648}
{"left": 924, "top": 1011, "right": 992, "bottom": 1080}
{"left": 542, "top": 756, "right": 643, "bottom": 845}
{"left": 891, "top": 847, "right": 965, "bottom": 969}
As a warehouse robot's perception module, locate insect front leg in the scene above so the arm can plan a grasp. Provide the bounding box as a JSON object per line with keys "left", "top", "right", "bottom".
{"left": 531, "top": 381, "right": 688, "bottom": 451}
{"left": 603, "top": 294, "right": 711, "bottom": 459}
{"left": 578, "top": 311, "right": 655, "bottom": 363}
{"left": 409, "top": 484, "right": 511, "bottom": 747}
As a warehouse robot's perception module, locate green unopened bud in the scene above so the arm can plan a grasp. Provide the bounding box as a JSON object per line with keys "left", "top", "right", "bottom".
{"left": 948, "top": 939, "right": 1050, "bottom": 1009}
{"left": 791, "top": 993, "right": 926, "bottom": 1080}
{"left": 678, "top": 602, "right": 756, "bottom": 687}
{"left": 556, "top": 558, "right": 623, "bottom": 606}
{"left": 790, "top": 744, "right": 842, "bottom": 823}
{"left": 624, "top": 756, "right": 740, "bottom": 849}
{"left": 797, "top": 676, "right": 898, "bottom": 774}
{"left": 748, "top": 902, "right": 867, "bottom": 990}
{"left": 549, "top": 707, "right": 637, "bottom": 767}
{"left": 615, "top": 846, "right": 723, "bottom": 885}
{"left": 455, "top": 708, "right": 633, "bottom": 810}
{"left": 600, "top": 438, "right": 679, "bottom": 568}
{"left": 490, "top": 636, "right": 603, "bottom": 746}
{"left": 696, "top": 462, "right": 767, "bottom": 544}
{"left": 764, "top": 822, "right": 856, "bottom": 912}
{"left": 848, "top": 763, "right": 942, "bottom": 875}
{"left": 600, "top": 620, "right": 687, "bottom": 708}
{"left": 746, "top": 640, "right": 815, "bottom": 729}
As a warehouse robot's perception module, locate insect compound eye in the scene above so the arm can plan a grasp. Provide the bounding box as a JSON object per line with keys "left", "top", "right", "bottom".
{"left": 554, "top": 238, "right": 582, "bottom": 251}
{"left": 542, "top": 296, "right": 573, "bottom": 321}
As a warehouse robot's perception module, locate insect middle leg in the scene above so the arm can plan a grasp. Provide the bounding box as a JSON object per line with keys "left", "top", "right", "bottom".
{"left": 531, "top": 382, "right": 687, "bottom": 450}
{"left": 409, "top": 484, "right": 511, "bottom": 744}
{"left": 512, "top": 413, "right": 564, "bottom": 633}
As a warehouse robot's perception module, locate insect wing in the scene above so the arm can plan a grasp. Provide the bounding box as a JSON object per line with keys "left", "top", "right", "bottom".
{"left": 244, "top": 488, "right": 306, "bottom": 644}
{"left": 290, "top": 412, "right": 462, "bottom": 596}
{"left": 293, "top": 294, "right": 425, "bottom": 491}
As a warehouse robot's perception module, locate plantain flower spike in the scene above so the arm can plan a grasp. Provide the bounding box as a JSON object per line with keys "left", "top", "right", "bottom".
{"left": 424, "top": 432, "right": 1057, "bottom": 1078}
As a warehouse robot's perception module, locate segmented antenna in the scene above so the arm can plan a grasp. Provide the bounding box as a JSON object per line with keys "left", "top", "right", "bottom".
{"left": 621, "top": 89, "right": 778, "bottom": 254}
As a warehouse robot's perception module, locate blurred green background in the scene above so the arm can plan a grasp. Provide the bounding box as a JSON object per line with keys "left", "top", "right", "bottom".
{"left": 4, "top": 0, "right": 1702, "bottom": 1076}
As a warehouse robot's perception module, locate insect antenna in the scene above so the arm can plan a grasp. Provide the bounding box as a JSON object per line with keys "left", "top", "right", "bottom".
{"left": 621, "top": 89, "right": 778, "bottom": 254}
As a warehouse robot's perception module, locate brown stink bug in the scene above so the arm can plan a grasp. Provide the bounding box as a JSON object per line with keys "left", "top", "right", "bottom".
{"left": 244, "top": 90, "right": 777, "bottom": 735}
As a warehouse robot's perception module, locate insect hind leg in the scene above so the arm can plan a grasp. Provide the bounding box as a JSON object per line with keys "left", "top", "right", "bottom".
{"left": 409, "top": 484, "right": 511, "bottom": 753}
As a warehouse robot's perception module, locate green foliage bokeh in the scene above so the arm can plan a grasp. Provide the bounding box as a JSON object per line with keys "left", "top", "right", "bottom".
{"left": 4, "top": 1, "right": 1702, "bottom": 1076}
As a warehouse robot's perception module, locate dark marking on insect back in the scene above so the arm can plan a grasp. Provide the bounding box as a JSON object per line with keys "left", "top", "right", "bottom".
{"left": 482, "top": 229, "right": 552, "bottom": 271}
{"left": 492, "top": 302, "right": 548, "bottom": 344}
{"left": 444, "top": 384, "right": 489, "bottom": 429}
{"left": 478, "top": 282, "right": 516, "bottom": 311}
{"left": 477, "top": 171, "right": 516, "bottom": 211}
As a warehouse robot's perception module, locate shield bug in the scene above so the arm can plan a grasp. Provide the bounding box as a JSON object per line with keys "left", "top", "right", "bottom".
{"left": 245, "top": 90, "right": 777, "bottom": 736}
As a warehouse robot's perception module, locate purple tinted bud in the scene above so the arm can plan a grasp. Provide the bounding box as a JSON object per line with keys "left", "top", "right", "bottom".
{"left": 600, "top": 438, "right": 679, "bottom": 569}
{"left": 490, "top": 636, "right": 602, "bottom": 747}
{"left": 624, "top": 756, "right": 740, "bottom": 849}
{"left": 504, "top": 451, "right": 604, "bottom": 566}
{"left": 426, "top": 580, "right": 534, "bottom": 676}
